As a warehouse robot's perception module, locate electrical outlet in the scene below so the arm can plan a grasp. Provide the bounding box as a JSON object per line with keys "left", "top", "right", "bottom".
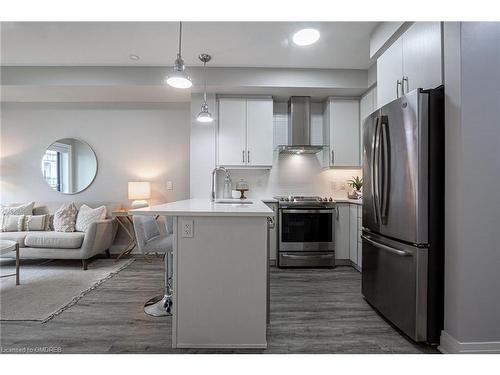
{"left": 340, "top": 183, "right": 346, "bottom": 191}
{"left": 181, "top": 219, "right": 193, "bottom": 238}
{"left": 167, "top": 181, "right": 173, "bottom": 190}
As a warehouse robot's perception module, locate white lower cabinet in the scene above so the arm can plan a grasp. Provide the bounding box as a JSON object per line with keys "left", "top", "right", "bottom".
{"left": 357, "top": 205, "right": 363, "bottom": 269}
{"left": 334, "top": 204, "right": 350, "bottom": 260}
{"left": 349, "top": 204, "right": 358, "bottom": 264}
{"left": 335, "top": 202, "right": 363, "bottom": 271}
{"left": 264, "top": 202, "right": 278, "bottom": 264}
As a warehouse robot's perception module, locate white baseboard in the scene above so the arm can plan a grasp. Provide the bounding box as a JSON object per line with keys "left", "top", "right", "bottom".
{"left": 439, "top": 330, "right": 500, "bottom": 353}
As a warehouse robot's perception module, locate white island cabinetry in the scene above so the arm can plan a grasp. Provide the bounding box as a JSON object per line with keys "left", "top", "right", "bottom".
{"left": 131, "top": 199, "right": 273, "bottom": 349}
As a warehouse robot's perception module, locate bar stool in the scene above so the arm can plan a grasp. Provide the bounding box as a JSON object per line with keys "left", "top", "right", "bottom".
{"left": 132, "top": 215, "right": 173, "bottom": 316}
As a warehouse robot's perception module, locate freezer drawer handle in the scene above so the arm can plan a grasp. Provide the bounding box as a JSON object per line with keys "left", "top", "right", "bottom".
{"left": 282, "top": 253, "right": 334, "bottom": 259}
{"left": 361, "top": 235, "right": 410, "bottom": 257}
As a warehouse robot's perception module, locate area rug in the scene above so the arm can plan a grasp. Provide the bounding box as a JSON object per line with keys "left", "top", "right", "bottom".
{"left": 0, "top": 258, "right": 134, "bottom": 322}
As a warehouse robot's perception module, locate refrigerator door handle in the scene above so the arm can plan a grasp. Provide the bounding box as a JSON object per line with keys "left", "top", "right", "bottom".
{"left": 380, "top": 115, "right": 390, "bottom": 224}
{"left": 361, "top": 235, "right": 411, "bottom": 257}
{"left": 371, "top": 116, "right": 380, "bottom": 224}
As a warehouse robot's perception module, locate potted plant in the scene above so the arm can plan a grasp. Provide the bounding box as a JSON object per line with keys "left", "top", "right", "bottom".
{"left": 347, "top": 176, "right": 363, "bottom": 198}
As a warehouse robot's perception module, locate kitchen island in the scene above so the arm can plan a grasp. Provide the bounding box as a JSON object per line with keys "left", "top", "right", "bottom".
{"left": 130, "top": 199, "right": 273, "bottom": 349}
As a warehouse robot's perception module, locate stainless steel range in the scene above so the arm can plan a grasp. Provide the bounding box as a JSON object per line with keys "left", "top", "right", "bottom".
{"left": 274, "top": 196, "right": 335, "bottom": 268}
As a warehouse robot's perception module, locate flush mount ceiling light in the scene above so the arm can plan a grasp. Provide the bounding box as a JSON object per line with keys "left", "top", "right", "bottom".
{"left": 292, "top": 28, "right": 320, "bottom": 46}
{"left": 129, "top": 54, "right": 140, "bottom": 61}
{"left": 196, "top": 53, "right": 214, "bottom": 123}
{"left": 165, "top": 22, "right": 192, "bottom": 89}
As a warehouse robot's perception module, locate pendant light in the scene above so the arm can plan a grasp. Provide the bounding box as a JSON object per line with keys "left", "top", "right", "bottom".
{"left": 196, "top": 53, "right": 214, "bottom": 123}
{"left": 165, "top": 22, "right": 192, "bottom": 89}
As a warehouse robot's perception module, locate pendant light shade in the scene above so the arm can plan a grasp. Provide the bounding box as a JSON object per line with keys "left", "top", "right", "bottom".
{"left": 166, "top": 22, "right": 192, "bottom": 89}
{"left": 196, "top": 53, "right": 214, "bottom": 123}
{"left": 196, "top": 101, "right": 214, "bottom": 122}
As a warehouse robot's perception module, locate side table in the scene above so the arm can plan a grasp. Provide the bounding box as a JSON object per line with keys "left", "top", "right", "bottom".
{"left": 112, "top": 210, "right": 137, "bottom": 260}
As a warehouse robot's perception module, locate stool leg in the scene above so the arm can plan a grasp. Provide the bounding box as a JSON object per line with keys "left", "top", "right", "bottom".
{"left": 143, "top": 252, "right": 173, "bottom": 317}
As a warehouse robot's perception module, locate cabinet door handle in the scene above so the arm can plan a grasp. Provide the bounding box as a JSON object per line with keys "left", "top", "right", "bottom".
{"left": 396, "top": 79, "right": 402, "bottom": 98}
{"left": 336, "top": 207, "right": 339, "bottom": 220}
{"left": 331, "top": 150, "right": 335, "bottom": 165}
{"left": 242, "top": 150, "right": 245, "bottom": 164}
{"left": 247, "top": 150, "right": 250, "bottom": 164}
{"left": 402, "top": 76, "right": 409, "bottom": 94}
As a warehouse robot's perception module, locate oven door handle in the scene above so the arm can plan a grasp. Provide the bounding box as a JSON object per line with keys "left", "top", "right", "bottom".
{"left": 281, "top": 253, "right": 334, "bottom": 259}
{"left": 281, "top": 209, "right": 334, "bottom": 214}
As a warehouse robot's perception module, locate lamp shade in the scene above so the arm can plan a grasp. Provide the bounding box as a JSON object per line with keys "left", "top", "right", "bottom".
{"left": 128, "top": 181, "right": 151, "bottom": 200}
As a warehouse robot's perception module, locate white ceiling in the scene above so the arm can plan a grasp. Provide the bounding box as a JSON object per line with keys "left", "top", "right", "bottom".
{"left": 0, "top": 22, "right": 378, "bottom": 69}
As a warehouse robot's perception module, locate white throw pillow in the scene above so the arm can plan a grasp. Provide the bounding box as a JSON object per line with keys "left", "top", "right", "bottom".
{"left": 53, "top": 203, "right": 78, "bottom": 232}
{"left": 0, "top": 202, "right": 35, "bottom": 231}
{"left": 75, "top": 204, "right": 107, "bottom": 232}
{"left": 23, "top": 214, "right": 50, "bottom": 231}
{"left": 1, "top": 214, "right": 25, "bottom": 232}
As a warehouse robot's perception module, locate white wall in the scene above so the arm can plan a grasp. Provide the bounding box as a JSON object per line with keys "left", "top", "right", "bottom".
{"left": 440, "top": 22, "right": 500, "bottom": 353}
{"left": 0, "top": 102, "right": 190, "bottom": 207}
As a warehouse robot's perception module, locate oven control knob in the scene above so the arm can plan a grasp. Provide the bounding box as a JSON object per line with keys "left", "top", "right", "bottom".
{"left": 323, "top": 197, "right": 328, "bottom": 202}
{"left": 329, "top": 197, "right": 333, "bottom": 202}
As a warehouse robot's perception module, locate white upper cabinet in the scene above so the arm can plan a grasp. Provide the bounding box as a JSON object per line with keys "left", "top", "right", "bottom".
{"left": 217, "top": 97, "right": 273, "bottom": 168}
{"left": 322, "top": 99, "right": 360, "bottom": 168}
{"left": 377, "top": 38, "right": 404, "bottom": 108}
{"left": 246, "top": 98, "right": 273, "bottom": 167}
{"left": 402, "top": 22, "right": 443, "bottom": 93}
{"left": 218, "top": 98, "right": 247, "bottom": 166}
{"left": 377, "top": 22, "right": 442, "bottom": 108}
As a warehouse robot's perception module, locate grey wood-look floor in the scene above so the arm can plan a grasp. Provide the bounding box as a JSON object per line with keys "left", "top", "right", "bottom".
{"left": 0, "top": 256, "right": 438, "bottom": 354}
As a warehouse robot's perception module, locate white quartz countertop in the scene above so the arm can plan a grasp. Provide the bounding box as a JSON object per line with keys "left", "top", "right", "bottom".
{"left": 129, "top": 198, "right": 274, "bottom": 217}
{"left": 335, "top": 198, "right": 363, "bottom": 205}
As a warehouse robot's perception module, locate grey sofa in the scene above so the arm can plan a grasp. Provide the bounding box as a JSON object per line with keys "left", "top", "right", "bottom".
{"left": 0, "top": 202, "right": 119, "bottom": 270}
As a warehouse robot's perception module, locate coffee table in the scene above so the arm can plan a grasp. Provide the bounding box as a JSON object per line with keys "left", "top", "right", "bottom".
{"left": 0, "top": 239, "right": 20, "bottom": 285}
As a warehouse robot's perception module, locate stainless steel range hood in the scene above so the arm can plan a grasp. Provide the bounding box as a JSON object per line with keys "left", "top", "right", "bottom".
{"left": 276, "top": 96, "right": 325, "bottom": 154}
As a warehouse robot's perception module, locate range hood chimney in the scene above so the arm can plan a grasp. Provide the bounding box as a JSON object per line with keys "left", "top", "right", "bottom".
{"left": 276, "top": 96, "right": 325, "bottom": 154}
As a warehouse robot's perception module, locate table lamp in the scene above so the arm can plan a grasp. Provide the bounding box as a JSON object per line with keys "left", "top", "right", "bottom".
{"left": 128, "top": 181, "right": 151, "bottom": 209}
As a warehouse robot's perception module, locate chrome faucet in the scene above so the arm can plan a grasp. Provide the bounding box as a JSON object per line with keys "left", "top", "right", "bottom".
{"left": 211, "top": 166, "right": 229, "bottom": 202}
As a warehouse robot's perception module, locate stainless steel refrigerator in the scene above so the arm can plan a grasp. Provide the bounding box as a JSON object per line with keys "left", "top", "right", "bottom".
{"left": 361, "top": 86, "right": 444, "bottom": 344}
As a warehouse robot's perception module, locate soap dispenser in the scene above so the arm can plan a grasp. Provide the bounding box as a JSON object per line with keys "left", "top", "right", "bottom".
{"left": 223, "top": 173, "right": 232, "bottom": 199}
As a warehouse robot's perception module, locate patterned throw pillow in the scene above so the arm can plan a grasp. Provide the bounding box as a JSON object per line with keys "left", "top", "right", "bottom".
{"left": 0, "top": 202, "right": 35, "bottom": 231}
{"left": 75, "top": 204, "right": 107, "bottom": 232}
{"left": 23, "top": 214, "right": 50, "bottom": 231}
{"left": 53, "top": 203, "right": 78, "bottom": 232}
{"left": 1, "top": 214, "right": 25, "bottom": 232}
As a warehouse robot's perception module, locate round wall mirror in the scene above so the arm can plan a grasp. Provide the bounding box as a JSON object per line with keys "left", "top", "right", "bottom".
{"left": 41, "top": 138, "right": 98, "bottom": 194}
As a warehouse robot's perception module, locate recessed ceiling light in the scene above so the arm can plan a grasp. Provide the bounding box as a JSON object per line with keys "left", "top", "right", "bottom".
{"left": 129, "top": 54, "right": 140, "bottom": 61}
{"left": 292, "top": 28, "right": 320, "bottom": 46}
